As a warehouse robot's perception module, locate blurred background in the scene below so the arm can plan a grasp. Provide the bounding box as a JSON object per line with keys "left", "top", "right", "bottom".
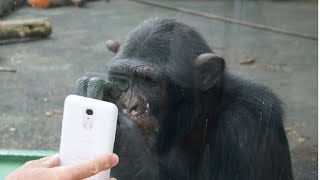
{"left": 0, "top": 0, "right": 317, "bottom": 179}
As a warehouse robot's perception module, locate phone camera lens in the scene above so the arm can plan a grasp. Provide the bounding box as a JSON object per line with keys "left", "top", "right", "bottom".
{"left": 86, "top": 109, "right": 93, "bottom": 115}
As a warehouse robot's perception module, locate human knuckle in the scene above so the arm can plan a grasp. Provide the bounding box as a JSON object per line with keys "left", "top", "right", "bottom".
{"left": 10, "top": 172, "right": 24, "bottom": 180}
{"left": 88, "top": 160, "right": 100, "bottom": 175}
{"left": 23, "top": 160, "right": 35, "bottom": 167}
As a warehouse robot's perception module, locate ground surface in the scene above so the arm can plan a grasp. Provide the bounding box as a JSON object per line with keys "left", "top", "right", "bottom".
{"left": 0, "top": 0, "right": 317, "bottom": 179}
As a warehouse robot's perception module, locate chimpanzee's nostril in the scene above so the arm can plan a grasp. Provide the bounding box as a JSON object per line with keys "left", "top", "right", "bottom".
{"left": 120, "top": 93, "right": 143, "bottom": 116}
{"left": 128, "top": 104, "right": 139, "bottom": 115}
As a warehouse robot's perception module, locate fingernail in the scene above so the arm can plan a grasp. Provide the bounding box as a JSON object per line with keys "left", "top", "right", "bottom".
{"left": 111, "top": 153, "right": 119, "bottom": 166}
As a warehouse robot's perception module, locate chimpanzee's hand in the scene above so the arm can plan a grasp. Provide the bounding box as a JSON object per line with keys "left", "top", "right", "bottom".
{"left": 74, "top": 73, "right": 121, "bottom": 102}
{"left": 74, "top": 73, "right": 159, "bottom": 179}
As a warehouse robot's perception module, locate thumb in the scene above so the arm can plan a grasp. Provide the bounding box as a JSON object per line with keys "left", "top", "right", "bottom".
{"left": 42, "top": 154, "right": 60, "bottom": 168}
{"left": 55, "top": 153, "right": 119, "bottom": 179}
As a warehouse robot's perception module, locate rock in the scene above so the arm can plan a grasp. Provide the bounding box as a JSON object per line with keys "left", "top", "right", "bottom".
{"left": 45, "top": 111, "right": 52, "bottom": 117}
{"left": 239, "top": 56, "right": 255, "bottom": 65}
{"left": 265, "top": 64, "right": 290, "bottom": 72}
{"left": 0, "top": 18, "right": 52, "bottom": 40}
{"left": 9, "top": 127, "right": 16, "bottom": 132}
{"left": 0, "top": 66, "right": 17, "bottom": 73}
{"left": 52, "top": 109, "right": 63, "bottom": 114}
{"left": 298, "top": 137, "right": 306, "bottom": 143}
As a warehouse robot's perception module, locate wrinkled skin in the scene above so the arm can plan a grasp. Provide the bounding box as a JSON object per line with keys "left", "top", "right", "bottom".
{"left": 75, "top": 18, "right": 293, "bottom": 180}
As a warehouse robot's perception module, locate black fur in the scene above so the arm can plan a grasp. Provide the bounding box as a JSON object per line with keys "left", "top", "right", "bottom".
{"left": 104, "top": 18, "right": 293, "bottom": 180}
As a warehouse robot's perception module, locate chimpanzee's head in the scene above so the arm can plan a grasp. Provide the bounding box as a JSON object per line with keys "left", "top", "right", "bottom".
{"left": 105, "top": 18, "right": 225, "bottom": 151}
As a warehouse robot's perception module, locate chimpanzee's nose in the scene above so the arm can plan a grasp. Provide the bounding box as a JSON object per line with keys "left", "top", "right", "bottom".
{"left": 121, "top": 93, "right": 144, "bottom": 116}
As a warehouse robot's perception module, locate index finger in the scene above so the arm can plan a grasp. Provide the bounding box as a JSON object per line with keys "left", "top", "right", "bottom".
{"left": 54, "top": 153, "right": 119, "bottom": 180}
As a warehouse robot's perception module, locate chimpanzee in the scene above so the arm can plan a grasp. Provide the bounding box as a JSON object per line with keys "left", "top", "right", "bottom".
{"left": 75, "top": 17, "right": 293, "bottom": 180}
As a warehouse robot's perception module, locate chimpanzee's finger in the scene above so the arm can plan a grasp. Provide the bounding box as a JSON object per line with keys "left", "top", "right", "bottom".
{"left": 103, "top": 81, "right": 122, "bottom": 101}
{"left": 75, "top": 77, "right": 89, "bottom": 96}
{"left": 87, "top": 77, "right": 106, "bottom": 100}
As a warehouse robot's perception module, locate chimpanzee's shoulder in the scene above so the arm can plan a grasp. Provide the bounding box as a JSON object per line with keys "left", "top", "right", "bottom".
{"left": 219, "top": 72, "right": 284, "bottom": 124}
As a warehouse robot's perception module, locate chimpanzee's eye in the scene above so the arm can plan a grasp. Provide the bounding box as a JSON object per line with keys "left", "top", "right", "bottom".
{"left": 144, "top": 77, "right": 157, "bottom": 86}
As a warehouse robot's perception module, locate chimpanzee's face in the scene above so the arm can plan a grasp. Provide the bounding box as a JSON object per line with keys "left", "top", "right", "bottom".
{"left": 108, "top": 59, "right": 170, "bottom": 145}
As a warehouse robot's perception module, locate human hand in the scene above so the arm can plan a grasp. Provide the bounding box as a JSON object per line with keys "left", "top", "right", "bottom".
{"left": 5, "top": 153, "right": 119, "bottom": 180}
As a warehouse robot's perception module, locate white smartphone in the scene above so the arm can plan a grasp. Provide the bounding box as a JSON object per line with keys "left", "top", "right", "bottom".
{"left": 59, "top": 95, "right": 118, "bottom": 180}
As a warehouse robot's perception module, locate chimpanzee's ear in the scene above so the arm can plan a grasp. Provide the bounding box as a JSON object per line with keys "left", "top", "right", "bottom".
{"left": 194, "top": 53, "right": 225, "bottom": 91}
{"left": 105, "top": 40, "right": 120, "bottom": 53}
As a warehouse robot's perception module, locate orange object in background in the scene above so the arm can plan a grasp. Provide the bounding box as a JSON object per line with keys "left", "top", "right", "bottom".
{"left": 27, "top": 0, "right": 51, "bottom": 8}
